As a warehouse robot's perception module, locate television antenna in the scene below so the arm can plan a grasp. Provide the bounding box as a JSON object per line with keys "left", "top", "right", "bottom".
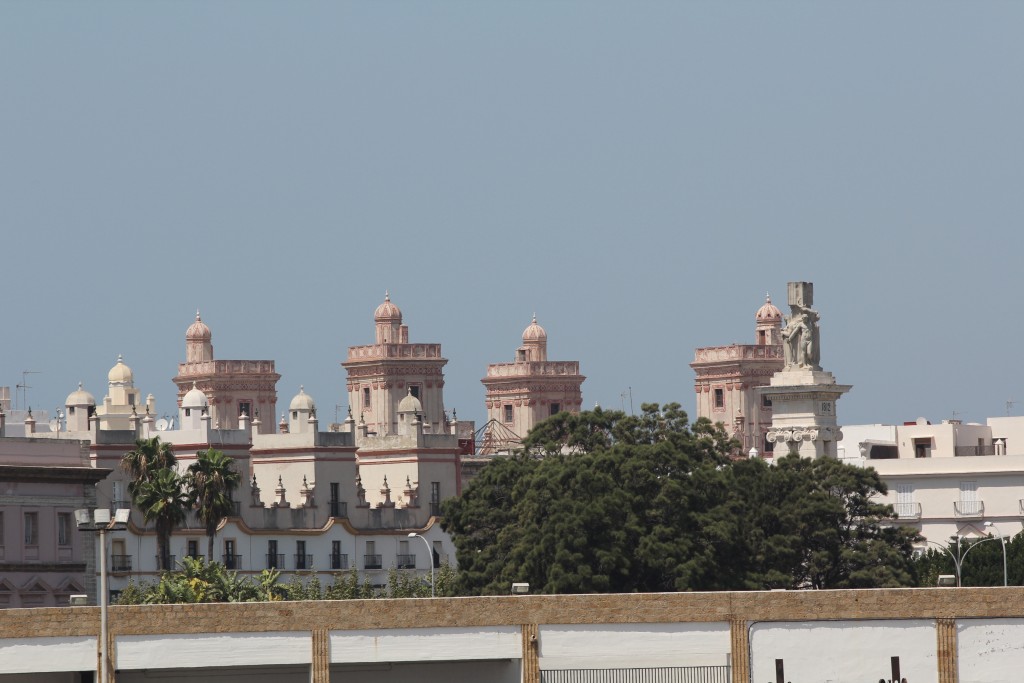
{"left": 16, "top": 370, "right": 40, "bottom": 411}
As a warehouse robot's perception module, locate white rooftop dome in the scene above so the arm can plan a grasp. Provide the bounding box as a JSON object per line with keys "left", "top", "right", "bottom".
{"left": 65, "top": 383, "right": 96, "bottom": 407}
{"left": 290, "top": 386, "right": 316, "bottom": 411}
{"left": 398, "top": 389, "right": 422, "bottom": 414}
{"left": 108, "top": 355, "right": 133, "bottom": 384}
{"left": 182, "top": 382, "right": 208, "bottom": 409}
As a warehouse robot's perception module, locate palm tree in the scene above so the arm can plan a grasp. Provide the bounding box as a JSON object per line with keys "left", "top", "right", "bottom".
{"left": 187, "top": 449, "right": 242, "bottom": 562}
{"left": 135, "top": 467, "right": 191, "bottom": 571}
{"left": 122, "top": 436, "right": 177, "bottom": 498}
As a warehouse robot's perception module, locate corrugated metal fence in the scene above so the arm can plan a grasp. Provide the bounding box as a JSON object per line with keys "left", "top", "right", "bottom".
{"left": 540, "top": 666, "right": 731, "bottom": 683}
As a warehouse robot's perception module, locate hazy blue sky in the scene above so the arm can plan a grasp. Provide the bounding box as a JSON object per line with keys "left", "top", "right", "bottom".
{"left": 2, "top": 2, "right": 1023, "bottom": 431}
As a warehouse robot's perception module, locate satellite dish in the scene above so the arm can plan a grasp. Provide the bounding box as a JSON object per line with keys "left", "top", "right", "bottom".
{"left": 155, "top": 418, "right": 169, "bottom": 431}
{"left": 48, "top": 419, "right": 60, "bottom": 432}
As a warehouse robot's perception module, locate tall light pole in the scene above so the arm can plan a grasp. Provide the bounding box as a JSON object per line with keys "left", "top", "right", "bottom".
{"left": 77, "top": 507, "right": 130, "bottom": 683}
{"left": 408, "top": 532, "right": 434, "bottom": 597}
{"left": 922, "top": 539, "right": 962, "bottom": 587}
{"left": 985, "top": 521, "right": 1008, "bottom": 587}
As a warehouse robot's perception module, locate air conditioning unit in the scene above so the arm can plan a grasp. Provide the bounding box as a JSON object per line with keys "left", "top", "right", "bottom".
{"left": 69, "top": 594, "right": 88, "bottom": 606}
{"left": 936, "top": 575, "right": 957, "bottom": 587}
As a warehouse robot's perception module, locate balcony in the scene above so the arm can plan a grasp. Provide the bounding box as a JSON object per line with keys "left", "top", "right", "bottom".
{"left": 954, "top": 500, "right": 985, "bottom": 519}
{"left": 329, "top": 500, "right": 347, "bottom": 518}
{"left": 110, "top": 555, "right": 132, "bottom": 573}
{"left": 396, "top": 554, "right": 416, "bottom": 569}
{"left": 893, "top": 502, "right": 922, "bottom": 521}
{"left": 364, "top": 554, "right": 382, "bottom": 570}
{"left": 330, "top": 553, "right": 349, "bottom": 570}
{"left": 266, "top": 553, "right": 285, "bottom": 569}
{"left": 294, "top": 554, "right": 313, "bottom": 570}
{"left": 223, "top": 554, "right": 242, "bottom": 570}
{"left": 154, "top": 555, "right": 177, "bottom": 571}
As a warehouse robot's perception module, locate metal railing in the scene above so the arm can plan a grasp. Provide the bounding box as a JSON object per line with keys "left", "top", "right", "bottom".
{"left": 954, "top": 500, "right": 985, "bottom": 518}
{"left": 294, "top": 554, "right": 313, "bottom": 570}
{"left": 329, "top": 500, "right": 347, "bottom": 518}
{"left": 223, "top": 554, "right": 242, "bottom": 570}
{"left": 894, "top": 502, "right": 922, "bottom": 520}
{"left": 330, "top": 553, "right": 349, "bottom": 570}
{"left": 541, "top": 666, "right": 731, "bottom": 683}
{"left": 154, "top": 555, "right": 177, "bottom": 571}
{"left": 396, "top": 554, "right": 416, "bottom": 569}
{"left": 266, "top": 553, "right": 285, "bottom": 569}
{"left": 364, "top": 554, "right": 382, "bottom": 570}
{"left": 955, "top": 444, "right": 997, "bottom": 457}
{"left": 110, "top": 555, "right": 132, "bottom": 573}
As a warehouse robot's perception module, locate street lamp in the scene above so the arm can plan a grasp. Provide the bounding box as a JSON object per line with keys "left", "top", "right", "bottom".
{"left": 407, "top": 532, "right": 434, "bottom": 598}
{"left": 77, "top": 507, "right": 130, "bottom": 683}
{"left": 921, "top": 539, "right": 962, "bottom": 587}
{"left": 985, "top": 521, "right": 1008, "bottom": 587}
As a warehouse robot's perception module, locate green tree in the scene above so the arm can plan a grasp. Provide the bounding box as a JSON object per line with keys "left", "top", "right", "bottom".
{"left": 122, "top": 436, "right": 177, "bottom": 498}
{"left": 444, "top": 403, "right": 918, "bottom": 594}
{"left": 134, "top": 467, "right": 191, "bottom": 572}
{"left": 187, "top": 449, "right": 242, "bottom": 562}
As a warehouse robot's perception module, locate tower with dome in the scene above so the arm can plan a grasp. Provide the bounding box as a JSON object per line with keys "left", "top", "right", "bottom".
{"left": 172, "top": 311, "right": 281, "bottom": 433}
{"left": 691, "top": 293, "right": 785, "bottom": 456}
{"left": 342, "top": 292, "right": 448, "bottom": 436}
{"left": 480, "top": 315, "right": 585, "bottom": 453}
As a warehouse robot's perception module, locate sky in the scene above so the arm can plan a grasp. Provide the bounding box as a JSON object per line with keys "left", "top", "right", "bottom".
{"left": 2, "top": 2, "right": 1023, "bottom": 431}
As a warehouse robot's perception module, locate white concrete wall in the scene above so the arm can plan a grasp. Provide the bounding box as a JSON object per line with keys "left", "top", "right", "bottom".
{"left": 538, "top": 622, "right": 730, "bottom": 669}
{"left": 329, "top": 626, "right": 520, "bottom": 663}
{"left": 957, "top": 617, "right": 1024, "bottom": 683}
{"left": 118, "top": 631, "right": 311, "bottom": 669}
{"left": 750, "top": 620, "right": 938, "bottom": 683}
{"left": 0, "top": 635, "right": 95, "bottom": 673}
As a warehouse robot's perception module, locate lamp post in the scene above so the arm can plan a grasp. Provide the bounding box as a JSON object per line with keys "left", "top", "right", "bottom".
{"left": 407, "top": 532, "right": 434, "bottom": 597}
{"left": 985, "top": 521, "right": 1008, "bottom": 587}
{"left": 77, "top": 507, "right": 130, "bottom": 683}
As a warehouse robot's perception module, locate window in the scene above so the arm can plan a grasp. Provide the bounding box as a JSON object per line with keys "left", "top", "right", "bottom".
{"left": 58, "top": 513, "right": 71, "bottom": 546}
{"left": 761, "top": 394, "right": 772, "bottom": 408}
{"left": 763, "top": 434, "right": 774, "bottom": 453}
{"left": 758, "top": 330, "right": 767, "bottom": 345}
{"left": 185, "top": 408, "right": 191, "bottom": 417}
{"left": 549, "top": 403, "right": 561, "bottom": 416}
{"left": 914, "top": 438, "right": 932, "bottom": 458}
{"left": 267, "top": 540, "right": 280, "bottom": 569}
{"left": 517, "top": 349, "right": 526, "bottom": 361}
{"left": 239, "top": 402, "right": 251, "bottom": 418}
{"left": 409, "top": 385, "right": 421, "bottom": 400}
{"left": 503, "top": 405, "right": 513, "bottom": 423}
{"left": 363, "top": 388, "right": 371, "bottom": 409}
{"left": 330, "top": 482, "right": 339, "bottom": 501}
{"left": 713, "top": 388, "right": 724, "bottom": 409}
{"left": 24, "top": 512, "right": 38, "bottom": 546}
{"left": 0, "top": 511, "right": 4, "bottom": 547}
{"left": 187, "top": 540, "right": 199, "bottom": 558}
{"left": 432, "top": 540, "right": 443, "bottom": 568}
{"left": 430, "top": 482, "right": 441, "bottom": 516}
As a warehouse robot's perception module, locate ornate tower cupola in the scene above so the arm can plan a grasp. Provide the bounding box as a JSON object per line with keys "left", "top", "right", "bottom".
{"left": 185, "top": 311, "right": 214, "bottom": 363}
{"left": 374, "top": 291, "right": 407, "bottom": 344}
{"left": 519, "top": 315, "right": 548, "bottom": 362}
{"left": 755, "top": 294, "right": 783, "bottom": 346}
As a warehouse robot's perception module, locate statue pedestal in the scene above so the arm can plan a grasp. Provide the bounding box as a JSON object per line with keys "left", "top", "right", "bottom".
{"left": 763, "top": 368, "right": 851, "bottom": 459}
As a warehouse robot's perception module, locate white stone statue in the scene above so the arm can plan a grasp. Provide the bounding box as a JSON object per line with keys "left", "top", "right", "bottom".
{"left": 782, "top": 283, "right": 822, "bottom": 371}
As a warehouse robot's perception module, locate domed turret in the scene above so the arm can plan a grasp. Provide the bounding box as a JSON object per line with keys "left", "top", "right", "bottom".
{"left": 108, "top": 355, "right": 134, "bottom": 385}
{"left": 374, "top": 291, "right": 407, "bottom": 344}
{"left": 373, "top": 291, "right": 402, "bottom": 323}
{"left": 288, "top": 386, "right": 316, "bottom": 434}
{"left": 755, "top": 294, "right": 782, "bottom": 324}
{"left": 185, "top": 311, "right": 214, "bottom": 363}
{"left": 755, "top": 293, "right": 783, "bottom": 346}
{"left": 398, "top": 389, "right": 423, "bottom": 415}
{"left": 289, "top": 386, "right": 316, "bottom": 412}
{"left": 65, "top": 382, "right": 96, "bottom": 407}
{"left": 186, "top": 310, "right": 212, "bottom": 342}
{"left": 519, "top": 314, "right": 548, "bottom": 361}
{"left": 182, "top": 382, "right": 208, "bottom": 410}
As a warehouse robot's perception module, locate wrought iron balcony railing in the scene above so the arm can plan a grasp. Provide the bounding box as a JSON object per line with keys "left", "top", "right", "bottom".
{"left": 364, "top": 554, "right": 382, "bottom": 570}
{"left": 894, "top": 502, "right": 922, "bottom": 520}
{"left": 110, "top": 555, "right": 132, "bottom": 573}
{"left": 396, "top": 554, "right": 416, "bottom": 569}
{"left": 330, "top": 553, "right": 349, "bottom": 570}
{"left": 954, "top": 500, "right": 985, "bottom": 518}
{"left": 294, "top": 554, "right": 313, "bottom": 570}
{"left": 266, "top": 553, "right": 285, "bottom": 569}
{"left": 223, "top": 554, "right": 242, "bottom": 570}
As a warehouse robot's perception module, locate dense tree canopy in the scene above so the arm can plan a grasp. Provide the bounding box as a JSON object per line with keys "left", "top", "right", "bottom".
{"left": 443, "top": 403, "right": 920, "bottom": 594}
